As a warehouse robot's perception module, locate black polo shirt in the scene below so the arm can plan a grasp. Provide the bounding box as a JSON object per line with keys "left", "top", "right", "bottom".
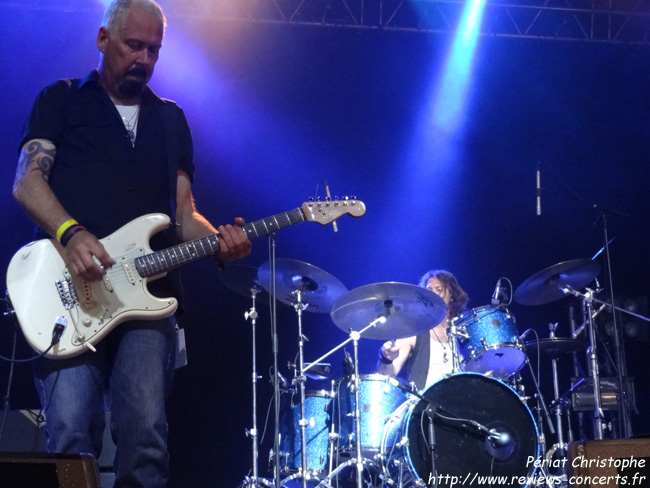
{"left": 20, "top": 69, "right": 195, "bottom": 246}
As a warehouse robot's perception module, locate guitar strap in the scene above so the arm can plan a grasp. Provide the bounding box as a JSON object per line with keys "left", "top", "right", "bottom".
{"left": 161, "top": 104, "right": 186, "bottom": 314}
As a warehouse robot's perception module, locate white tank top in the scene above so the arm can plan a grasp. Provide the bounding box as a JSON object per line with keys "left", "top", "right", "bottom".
{"left": 424, "top": 337, "right": 453, "bottom": 390}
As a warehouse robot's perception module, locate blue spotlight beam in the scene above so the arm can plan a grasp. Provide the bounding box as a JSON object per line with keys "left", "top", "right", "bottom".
{"left": 432, "top": 0, "right": 488, "bottom": 131}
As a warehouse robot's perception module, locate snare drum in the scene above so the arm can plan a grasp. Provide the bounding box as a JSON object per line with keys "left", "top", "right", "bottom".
{"left": 278, "top": 390, "right": 332, "bottom": 473}
{"left": 456, "top": 306, "right": 525, "bottom": 378}
{"left": 335, "top": 374, "right": 409, "bottom": 457}
{"left": 380, "top": 373, "right": 539, "bottom": 487}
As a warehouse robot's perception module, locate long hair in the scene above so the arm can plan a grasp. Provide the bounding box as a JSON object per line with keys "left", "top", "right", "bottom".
{"left": 417, "top": 269, "right": 469, "bottom": 320}
{"left": 102, "top": 0, "right": 166, "bottom": 35}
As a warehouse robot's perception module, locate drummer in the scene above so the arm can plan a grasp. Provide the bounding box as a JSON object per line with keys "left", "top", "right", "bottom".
{"left": 377, "top": 269, "right": 469, "bottom": 391}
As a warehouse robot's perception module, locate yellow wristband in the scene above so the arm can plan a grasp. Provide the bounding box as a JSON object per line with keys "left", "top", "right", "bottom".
{"left": 56, "top": 219, "right": 79, "bottom": 242}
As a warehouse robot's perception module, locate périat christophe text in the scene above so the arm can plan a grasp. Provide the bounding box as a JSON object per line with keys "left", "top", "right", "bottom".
{"left": 426, "top": 456, "right": 647, "bottom": 487}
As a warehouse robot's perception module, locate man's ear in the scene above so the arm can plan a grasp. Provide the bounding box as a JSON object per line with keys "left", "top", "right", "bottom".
{"left": 97, "top": 26, "right": 109, "bottom": 54}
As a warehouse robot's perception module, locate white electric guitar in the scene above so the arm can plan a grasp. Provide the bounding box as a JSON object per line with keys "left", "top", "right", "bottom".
{"left": 6, "top": 198, "right": 366, "bottom": 359}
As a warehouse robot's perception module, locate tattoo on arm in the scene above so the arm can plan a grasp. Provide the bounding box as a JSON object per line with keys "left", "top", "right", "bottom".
{"left": 15, "top": 140, "right": 56, "bottom": 183}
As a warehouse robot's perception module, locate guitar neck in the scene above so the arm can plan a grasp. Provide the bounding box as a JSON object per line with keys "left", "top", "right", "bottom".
{"left": 134, "top": 208, "right": 306, "bottom": 278}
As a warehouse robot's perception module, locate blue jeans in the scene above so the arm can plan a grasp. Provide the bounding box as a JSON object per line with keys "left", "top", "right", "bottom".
{"left": 36, "top": 316, "right": 176, "bottom": 488}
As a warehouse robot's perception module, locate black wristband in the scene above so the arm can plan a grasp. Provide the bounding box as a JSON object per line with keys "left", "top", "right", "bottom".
{"left": 60, "top": 225, "right": 87, "bottom": 247}
{"left": 378, "top": 351, "right": 393, "bottom": 364}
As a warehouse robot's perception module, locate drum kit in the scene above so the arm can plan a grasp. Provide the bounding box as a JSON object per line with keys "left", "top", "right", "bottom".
{"left": 222, "top": 257, "right": 648, "bottom": 488}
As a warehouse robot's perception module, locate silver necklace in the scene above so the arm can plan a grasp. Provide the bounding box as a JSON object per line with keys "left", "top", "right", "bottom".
{"left": 122, "top": 105, "right": 140, "bottom": 146}
{"left": 432, "top": 327, "right": 450, "bottom": 363}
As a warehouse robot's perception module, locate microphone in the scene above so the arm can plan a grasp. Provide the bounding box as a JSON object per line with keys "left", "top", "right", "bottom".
{"left": 536, "top": 163, "right": 541, "bottom": 216}
{"left": 491, "top": 279, "right": 502, "bottom": 306}
{"left": 386, "top": 377, "right": 416, "bottom": 395}
{"left": 518, "top": 329, "right": 533, "bottom": 341}
{"left": 342, "top": 349, "right": 354, "bottom": 376}
{"left": 275, "top": 370, "right": 290, "bottom": 389}
{"left": 324, "top": 179, "right": 338, "bottom": 233}
{"left": 488, "top": 429, "right": 512, "bottom": 448}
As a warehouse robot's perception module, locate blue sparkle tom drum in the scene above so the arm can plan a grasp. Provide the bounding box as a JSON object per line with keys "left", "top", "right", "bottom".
{"left": 455, "top": 306, "right": 525, "bottom": 378}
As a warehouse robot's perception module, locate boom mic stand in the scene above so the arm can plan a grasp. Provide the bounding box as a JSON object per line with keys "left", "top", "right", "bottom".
{"left": 594, "top": 207, "right": 633, "bottom": 438}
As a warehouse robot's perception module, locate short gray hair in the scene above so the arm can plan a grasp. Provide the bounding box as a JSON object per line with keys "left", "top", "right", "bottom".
{"left": 101, "top": 0, "right": 166, "bottom": 35}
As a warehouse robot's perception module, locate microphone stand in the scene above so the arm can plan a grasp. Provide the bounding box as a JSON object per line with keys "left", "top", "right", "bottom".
{"left": 426, "top": 405, "right": 438, "bottom": 485}
{"left": 596, "top": 208, "right": 633, "bottom": 438}
{"left": 524, "top": 357, "right": 556, "bottom": 437}
{"left": 267, "top": 234, "right": 282, "bottom": 488}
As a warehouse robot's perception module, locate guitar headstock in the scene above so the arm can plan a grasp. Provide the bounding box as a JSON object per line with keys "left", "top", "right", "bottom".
{"left": 302, "top": 197, "right": 366, "bottom": 225}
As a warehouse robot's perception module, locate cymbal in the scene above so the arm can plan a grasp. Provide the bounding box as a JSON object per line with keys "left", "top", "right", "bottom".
{"left": 514, "top": 259, "right": 601, "bottom": 306}
{"left": 525, "top": 337, "right": 586, "bottom": 357}
{"left": 330, "top": 282, "right": 447, "bottom": 340}
{"left": 257, "top": 258, "right": 347, "bottom": 313}
{"left": 218, "top": 264, "right": 269, "bottom": 301}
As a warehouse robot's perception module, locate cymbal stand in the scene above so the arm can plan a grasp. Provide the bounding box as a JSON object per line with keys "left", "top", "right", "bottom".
{"left": 562, "top": 286, "right": 605, "bottom": 439}
{"left": 243, "top": 283, "right": 263, "bottom": 487}
{"left": 568, "top": 283, "right": 649, "bottom": 437}
{"left": 290, "top": 287, "right": 311, "bottom": 488}
{"left": 547, "top": 323, "right": 569, "bottom": 484}
{"left": 304, "top": 316, "right": 387, "bottom": 488}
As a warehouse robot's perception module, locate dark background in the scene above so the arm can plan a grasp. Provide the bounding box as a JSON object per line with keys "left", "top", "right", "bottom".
{"left": 0, "top": 2, "right": 649, "bottom": 487}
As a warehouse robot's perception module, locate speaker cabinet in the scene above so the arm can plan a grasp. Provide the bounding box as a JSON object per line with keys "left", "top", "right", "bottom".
{"left": 0, "top": 452, "right": 101, "bottom": 488}
{"left": 570, "top": 439, "right": 650, "bottom": 488}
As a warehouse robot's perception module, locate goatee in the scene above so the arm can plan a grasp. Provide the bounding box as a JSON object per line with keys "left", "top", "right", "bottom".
{"left": 118, "top": 79, "right": 146, "bottom": 98}
{"left": 118, "top": 65, "right": 148, "bottom": 97}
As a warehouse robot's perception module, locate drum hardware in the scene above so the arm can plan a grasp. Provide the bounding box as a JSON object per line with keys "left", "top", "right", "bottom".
{"left": 219, "top": 264, "right": 266, "bottom": 488}
{"left": 561, "top": 285, "right": 608, "bottom": 440}
{"left": 446, "top": 322, "right": 466, "bottom": 374}
{"left": 303, "top": 363, "right": 332, "bottom": 381}
{"left": 259, "top": 258, "right": 348, "bottom": 488}
{"left": 275, "top": 292, "right": 386, "bottom": 488}
{"left": 514, "top": 258, "right": 607, "bottom": 439}
{"left": 323, "top": 282, "right": 447, "bottom": 488}
{"left": 567, "top": 283, "right": 647, "bottom": 438}
{"left": 545, "top": 323, "right": 572, "bottom": 484}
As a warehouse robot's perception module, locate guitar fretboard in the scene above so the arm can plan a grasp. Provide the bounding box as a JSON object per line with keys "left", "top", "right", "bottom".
{"left": 134, "top": 208, "right": 307, "bottom": 278}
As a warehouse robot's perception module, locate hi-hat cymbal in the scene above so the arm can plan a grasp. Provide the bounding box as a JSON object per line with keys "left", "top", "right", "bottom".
{"left": 526, "top": 337, "right": 586, "bottom": 357}
{"left": 258, "top": 258, "right": 347, "bottom": 313}
{"left": 514, "top": 259, "right": 601, "bottom": 306}
{"left": 330, "top": 282, "right": 447, "bottom": 340}
{"left": 218, "top": 264, "right": 269, "bottom": 301}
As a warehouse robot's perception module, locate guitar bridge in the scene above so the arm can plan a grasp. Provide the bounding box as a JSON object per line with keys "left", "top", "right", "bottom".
{"left": 56, "top": 276, "right": 79, "bottom": 310}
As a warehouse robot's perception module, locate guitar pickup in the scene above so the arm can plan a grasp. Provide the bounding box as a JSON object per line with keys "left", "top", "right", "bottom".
{"left": 102, "top": 272, "right": 114, "bottom": 292}
{"left": 121, "top": 260, "right": 137, "bottom": 284}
